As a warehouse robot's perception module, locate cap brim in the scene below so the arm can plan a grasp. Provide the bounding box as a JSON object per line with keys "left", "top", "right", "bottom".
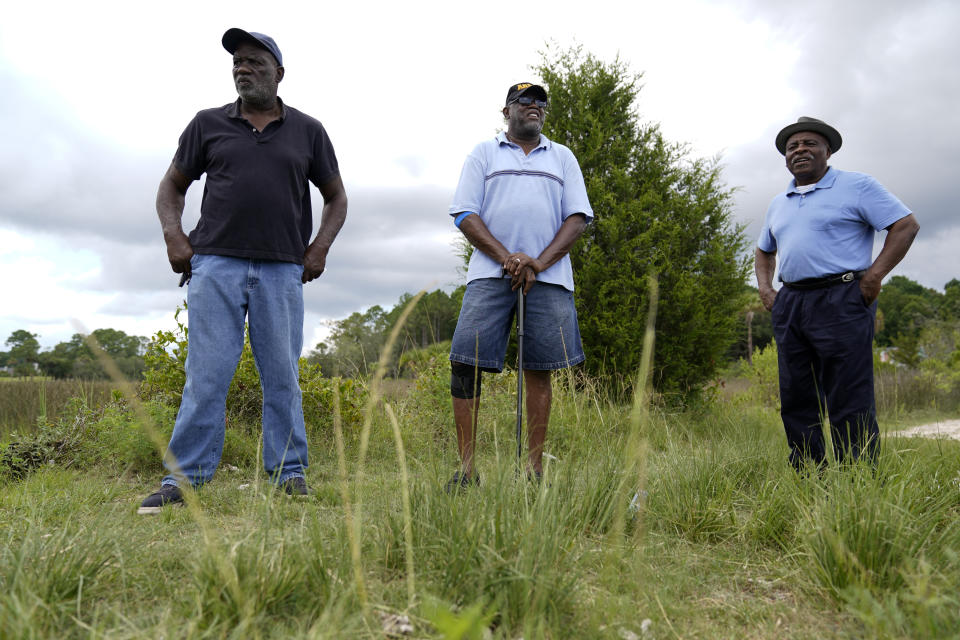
{"left": 223, "top": 28, "right": 256, "bottom": 54}
{"left": 520, "top": 85, "right": 548, "bottom": 101}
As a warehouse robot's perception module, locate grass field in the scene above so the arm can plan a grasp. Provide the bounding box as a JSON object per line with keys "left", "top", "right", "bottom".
{"left": 2, "top": 358, "right": 960, "bottom": 638}
{"left": 0, "top": 377, "right": 117, "bottom": 435}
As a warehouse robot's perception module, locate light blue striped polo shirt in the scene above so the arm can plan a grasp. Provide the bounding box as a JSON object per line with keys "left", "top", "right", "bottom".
{"left": 758, "top": 167, "right": 911, "bottom": 282}
{"left": 449, "top": 132, "right": 593, "bottom": 291}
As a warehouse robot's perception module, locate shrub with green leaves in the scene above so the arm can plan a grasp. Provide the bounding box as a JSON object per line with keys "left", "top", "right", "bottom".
{"left": 0, "top": 400, "right": 95, "bottom": 480}
{"left": 142, "top": 304, "right": 367, "bottom": 436}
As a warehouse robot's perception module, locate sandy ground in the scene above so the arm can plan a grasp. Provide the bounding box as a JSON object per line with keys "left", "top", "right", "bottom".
{"left": 892, "top": 419, "right": 960, "bottom": 441}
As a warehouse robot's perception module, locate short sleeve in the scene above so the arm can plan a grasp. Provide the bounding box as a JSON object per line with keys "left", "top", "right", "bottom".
{"left": 173, "top": 115, "right": 206, "bottom": 180}
{"left": 560, "top": 149, "right": 593, "bottom": 223}
{"left": 757, "top": 202, "right": 777, "bottom": 252}
{"left": 448, "top": 148, "right": 486, "bottom": 217}
{"left": 857, "top": 175, "right": 911, "bottom": 231}
{"left": 309, "top": 123, "right": 340, "bottom": 187}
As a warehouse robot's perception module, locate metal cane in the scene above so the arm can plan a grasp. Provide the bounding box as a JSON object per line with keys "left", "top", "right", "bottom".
{"left": 515, "top": 287, "right": 524, "bottom": 463}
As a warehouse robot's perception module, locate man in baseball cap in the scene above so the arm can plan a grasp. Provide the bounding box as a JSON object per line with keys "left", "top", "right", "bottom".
{"left": 755, "top": 116, "right": 919, "bottom": 471}
{"left": 139, "top": 28, "right": 348, "bottom": 513}
{"left": 444, "top": 81, "right": 592, "bottom": 491}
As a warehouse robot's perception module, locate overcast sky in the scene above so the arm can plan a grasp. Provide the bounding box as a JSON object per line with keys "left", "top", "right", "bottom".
{"left": 1, "top": 0, "right": 957, "bottom": 352}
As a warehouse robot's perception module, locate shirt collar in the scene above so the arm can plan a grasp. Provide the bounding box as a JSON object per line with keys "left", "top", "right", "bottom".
{"left": 225, "top": 96, "right": 287, "bottom": 121}
{"left": 496, "top": 130, "right": 551, "bottom": 150}
{"left": 786, "top": 165, "right": 837, "bottom": 194}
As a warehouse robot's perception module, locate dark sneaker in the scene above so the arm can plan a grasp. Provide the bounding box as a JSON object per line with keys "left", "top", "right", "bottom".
{"left": 280, "top": 476, "right": 309, "bottom": 497}
{"left": 137, "top": 484, "right": 183, "bottom": 515}
{"left": 444, "top": 471, "right": 480, "bottom": 494}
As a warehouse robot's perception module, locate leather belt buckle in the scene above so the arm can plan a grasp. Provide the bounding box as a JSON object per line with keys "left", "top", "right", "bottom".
{"left": 841, "top": 272, "right": 854, "bottom": 283}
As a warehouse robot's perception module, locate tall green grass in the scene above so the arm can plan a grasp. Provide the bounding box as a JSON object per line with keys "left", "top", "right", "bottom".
{"left": 0, "top": 378, "right": 117, "bottom": 436}
{"left": 2, "top": 308, "right": 960, "bottom": 637}
{"left": 2, "top": 381, "right": 959, "bottom": 637}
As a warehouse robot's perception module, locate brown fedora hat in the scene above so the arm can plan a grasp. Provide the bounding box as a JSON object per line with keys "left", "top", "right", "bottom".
{"left": 775, "top": 116, "right": 842, "bottom": 155}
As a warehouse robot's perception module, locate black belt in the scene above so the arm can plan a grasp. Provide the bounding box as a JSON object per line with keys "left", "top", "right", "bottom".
{"left": 782, "top": 270, "right": 865, "bottom": 290}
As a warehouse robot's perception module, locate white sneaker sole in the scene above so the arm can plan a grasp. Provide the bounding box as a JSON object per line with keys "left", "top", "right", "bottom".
{"left": 137, "top": 502, "right": 183, "bottom": 515}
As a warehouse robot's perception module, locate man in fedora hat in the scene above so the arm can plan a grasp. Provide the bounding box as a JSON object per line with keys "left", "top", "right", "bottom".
{"left": 139, "top": 28, "right": 347, "bottom": 513}
{"left": 755, "top": 117, "right": 919, "bottom": 471}
{"left": 444, "top": 82, "right": 593, "bottom": 491}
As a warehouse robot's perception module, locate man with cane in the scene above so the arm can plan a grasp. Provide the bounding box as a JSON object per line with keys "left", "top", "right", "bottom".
{"left": 445, "top": 82, "right": 593, "bottom": 491}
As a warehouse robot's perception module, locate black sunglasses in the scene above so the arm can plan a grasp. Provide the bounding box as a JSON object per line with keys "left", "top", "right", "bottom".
{"left": 510, "top": 96, "right": 547, "bottom": 108}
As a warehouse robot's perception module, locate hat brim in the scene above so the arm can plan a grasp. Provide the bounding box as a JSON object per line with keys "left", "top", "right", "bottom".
{"left": 505, "top": 84, "right": 548, "bottom": 106}
{"left": 775, "top": 121, "right": 842, "bottom": 155}
{"left": 519, "top": 85, "right": 548, "bottom": 101}
{"left": 223, "top": 28, "right": 260, "bottom": 54}
{"left": 222, "top": 28, "right": 281, "bottom": 66}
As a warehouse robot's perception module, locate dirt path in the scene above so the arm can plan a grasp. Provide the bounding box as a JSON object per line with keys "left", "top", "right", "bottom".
{"left": 892, "top": 419, "right": 960, "bottom": 441}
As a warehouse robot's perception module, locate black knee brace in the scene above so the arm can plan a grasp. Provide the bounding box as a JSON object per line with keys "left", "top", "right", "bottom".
{"left": 451, "top": 361, "right": 482, "bottom": 399}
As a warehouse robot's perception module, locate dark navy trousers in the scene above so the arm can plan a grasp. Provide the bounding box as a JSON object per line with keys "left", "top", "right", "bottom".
{"left": 771, "top": 280, "right": 879, "bottom": 470}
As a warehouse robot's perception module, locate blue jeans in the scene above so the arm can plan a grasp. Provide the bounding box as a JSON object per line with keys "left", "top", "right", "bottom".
{"left": 449, "top": 277, "right": 585, "bottom": 372}
{"left": 162, "top": 254, "right": 307, "bottom": 487}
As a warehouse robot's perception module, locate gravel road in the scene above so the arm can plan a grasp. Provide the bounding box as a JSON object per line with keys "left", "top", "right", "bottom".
{"left": 892, "top": 419, "right": 960, "bottom": 440}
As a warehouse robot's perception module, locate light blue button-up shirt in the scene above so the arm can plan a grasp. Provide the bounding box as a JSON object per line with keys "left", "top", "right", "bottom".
{"left": 758, "top": 167, "right": 911, "bottom": 282}
{"left": 449, "top": 132, "right": 593, "bottom": 291}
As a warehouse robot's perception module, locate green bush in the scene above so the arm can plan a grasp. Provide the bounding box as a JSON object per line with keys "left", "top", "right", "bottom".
{"left": 0, "top": 399, "right": 97, "bottom": 480}
{"left": 74, "top": 401, "right": 174, "bottom": 476}
{"left": 142, "top": 304, "right": 367, "bottom": 438}
{"left": 727, "top": 342, "right": 780, "bottom": 411}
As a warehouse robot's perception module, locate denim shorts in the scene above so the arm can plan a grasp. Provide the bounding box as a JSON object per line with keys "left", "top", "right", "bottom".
{"left": 450, "top": 277, "right": 585, "bottom": 372}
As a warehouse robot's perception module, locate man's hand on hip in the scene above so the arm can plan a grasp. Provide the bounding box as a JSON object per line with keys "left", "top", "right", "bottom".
{"left": 859, "top": 274, "right": 882, "bottom": 306}
{"left": 165, "top": 232, "right": 194, "bottom": 274}
{"left": 302, "top": 244, "right": 328, "bottom": 283}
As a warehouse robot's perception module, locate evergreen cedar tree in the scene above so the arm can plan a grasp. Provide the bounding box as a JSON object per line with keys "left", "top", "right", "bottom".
{"left": 537, "top": 46, "right": 750, "bottom": 396}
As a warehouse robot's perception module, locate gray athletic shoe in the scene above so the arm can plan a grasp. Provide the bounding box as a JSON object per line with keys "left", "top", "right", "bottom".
{"left": 137, "top": 484, "right": 183, "bottom": 515}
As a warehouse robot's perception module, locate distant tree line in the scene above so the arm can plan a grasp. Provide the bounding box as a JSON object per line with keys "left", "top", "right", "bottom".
{"left": 873, "top": 276, "right": 960, "bottom": 367}
{"left": 0, "top": 328, "right": 147, "bottom": 380}
{"left": 307, "top": 287, "right": 464, "bottom": 377}
{"left": 3, "top": 277, "right": 953, "bottom": 386}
